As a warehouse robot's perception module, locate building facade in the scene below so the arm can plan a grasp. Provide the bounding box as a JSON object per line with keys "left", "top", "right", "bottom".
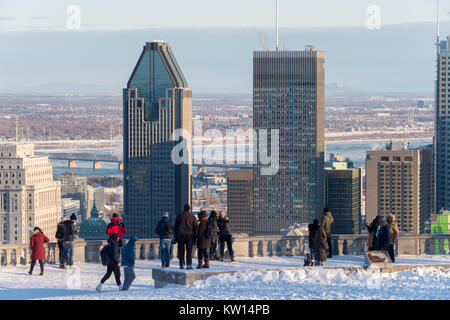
{"left": 227, "top": 169, "right": 254, "bottom": 236}
{"left": 366, "top": 144, "right": 433, "bottom": 235}
{"left": 436, "top": 36, "right": 450, "bottom": 213}
{"left": 253, "top": 46, "right": 325, "bottom": 235}
{"left": 55, "top": 172, "right": 88, "bottom": 221}
{"left": 0, "top": 144, "right": 61, "bottom": 244}
{"left": 325, "top": 167, "right": 361, "bottom": 234}
{"left": 123, "top": 41, "right": 192, "bottom": 238}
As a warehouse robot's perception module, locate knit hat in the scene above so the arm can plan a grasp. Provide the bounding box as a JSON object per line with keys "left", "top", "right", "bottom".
{"left": 184, "top": 204, "right": 190, "bottom": 212}
{"left": 162, "top": 212, "right": 169, "bottom": 218}
{"left": 70, "top": 213, "right": 77, "bottom": 220}
{"left": 112, "top": 213, "right": 119, "bottom": 218}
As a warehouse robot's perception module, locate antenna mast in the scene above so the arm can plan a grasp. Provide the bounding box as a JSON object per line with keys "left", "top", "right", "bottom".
{"left": 276, "top": 0, "right": 279, "bottom": 51}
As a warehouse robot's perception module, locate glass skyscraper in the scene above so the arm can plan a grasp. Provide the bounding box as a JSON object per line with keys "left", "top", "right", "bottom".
{"left": 253, "top": 47, "right": 325, "bottom": 235}
{"left": 123, "top": 41, "right": 192, "bottom": 238}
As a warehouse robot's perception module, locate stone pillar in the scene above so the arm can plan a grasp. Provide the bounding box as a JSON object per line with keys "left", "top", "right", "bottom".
{"left": 22, "top": 248, "right": 29, "bottom": 265}
{"left": 278, "top": 239, "right": 287, "bottom": 257}
{"left": 249, "top": 241, "right": 257, "bottom": 257}
{"left": 72, "top": 239, "right": 86, "bottom": 263}
{"left": 337, "top": 239, "right": 344, "bottom": 255}
{"left": 5, "top": 249, "right": 11, "bottom": 266}
{"left": 134, "top": 243, "right": 142, "bottom": 261}
{"left": 418, "top": 238, "right": 427, "bottom": 255}
{"left": 261, "top": 241, "right": 268, "bottom": 257}
{"left": 172, "top": 243, "right": 178, "bottom": 260}
{"left": 230, "top": 238, "right": 250, "bottom": 257}
{"left": 355, "top": 239, "right": 364, "bottom": 255}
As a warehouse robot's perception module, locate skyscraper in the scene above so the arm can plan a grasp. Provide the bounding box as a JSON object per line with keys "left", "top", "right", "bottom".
{"left": 123, "top": 41, "right": 192, "bottom": 239}
{"left": 227, "top": 169, "right": 254, "bottom": 235}
{"left": 253, "top": 46, "right": 325, "bottom": 235}
{"left": 325, "top": 166, "right": 361, "bottom": 235}
{"left": 0, "top": 143, "right": 61, "bottom": 244}
{"left": 435, "top": 36, "right": 450, "bottom": 213}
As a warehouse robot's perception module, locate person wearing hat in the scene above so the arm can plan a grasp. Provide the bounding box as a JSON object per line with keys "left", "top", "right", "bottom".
{"left": 106, "top": 213, "right": 127, "bottom": 247}
{"left": 174, "top": 204, "right": 198, "bottom": 270}
{"left": 59, "top": 213, "right": 78, "bottom": 269}
{"left": 155, "top": 212, "right": 174, "bottom": 268}
{"left": 217, "top": 212, "right": 235, "bottom": 262}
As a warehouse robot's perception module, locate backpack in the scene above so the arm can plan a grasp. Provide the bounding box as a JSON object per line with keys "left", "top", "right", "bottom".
{"left": 100, "top": 245, "right": 110, "bottom": 266}
{"left": 164, "top": 221, "right": 174, "bottom": 235}
{"left": 204, "top": 221, "right": 214, "bottom": 239}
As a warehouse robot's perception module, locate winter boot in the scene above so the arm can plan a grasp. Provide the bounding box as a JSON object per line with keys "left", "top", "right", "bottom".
{"left": 203, "top": 260, "right": 210, "bottom": 268}
{"left": 179, "top": 264, "right": 184, "bottom": 270}
{"left": 28, "top": 270, "right": 32, "bottom": 275}
{"left": 40, "top": 271, "right": 44, "bottom": 276}
{"left": 118, "top": 284, "right": 123, "bottom": 291}
{"left": 96, "top": 283, "right": 103, "bottom": 293}
{"left": 220, "top": 256, "right": 224, "bottom": 262}
{"left": 230, "top": 255, "right": 235, "bottom": 262}
{"left": 187, "top": 264, "right": 193, "bottom": 270}
{"left": 59, "top": 264, "right": 66, "bottom": 269}
{"left": 197, "top": 258, "right": 203, "bottom": 269}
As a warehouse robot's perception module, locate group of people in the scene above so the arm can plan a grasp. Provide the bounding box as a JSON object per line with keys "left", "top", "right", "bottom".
{"left": 156, "top": 204, "right": 234, "bottom": 270}
{"left": 306, "top": 208, "right": 334, "bottom": 266}
{"left": 366, "top": 214, "right": 399, "bottom": 262}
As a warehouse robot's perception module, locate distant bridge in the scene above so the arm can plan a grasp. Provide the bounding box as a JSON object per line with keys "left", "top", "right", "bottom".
{"left": 36, "top": 152, "right": 252, "bottom": 170}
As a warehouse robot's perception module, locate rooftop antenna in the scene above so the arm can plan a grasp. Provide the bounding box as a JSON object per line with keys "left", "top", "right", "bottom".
{"left": 276, "top": 0, "right": 279, "bottom": 51}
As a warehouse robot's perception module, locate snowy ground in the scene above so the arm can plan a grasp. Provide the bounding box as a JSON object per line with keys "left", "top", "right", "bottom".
{"left": 0, "top": 255, "right": 449, "bottom": 300}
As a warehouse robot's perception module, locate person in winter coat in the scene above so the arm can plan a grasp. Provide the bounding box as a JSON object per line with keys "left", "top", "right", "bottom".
{"left": 217, "top": 212, "right": 235, "bottom": 262}
{"left": 366, "top": 216, "right": 382, "bottom": 251}
{"left": 375, "top": 216, "right": 387, "bottom": 250}
{"left": 155, "top": 212, "right": 174, "bottom": 268}
{"left": 55, "top": 218, "right": 65, "bottom": 261}
{"left": 174, "top": 204, "right": 198, "bottom": 269}
{"left": 96, "top": 233, "right": 122, "bottom": 292}
{"left": 196, "top": 210, "right": 211, "bottom": 269}
{"left": 307, "top": 219, "right": 321, "bottom": 266}
{"left": 208, "top": 210, "right": 219, "bottom": 261}
{"left": 28, "top": 227, "right": 49, "bottom": 276}
{"left": 106, "top": 213, "right": 126, "bottom": 247}
{"left": 379, "top": 214, "right": 399, "bottom": 262}
{"left": 60, "top": 213, "right": 78, "bottom": 269}
{"left": 313, "top": 224, "right": 328, "bottom": 266}
{"left": 121, "top": 234, "right": 138, "bottom": 291}
{"left": 321, "top": 208, "right": 334, "bottom": 258}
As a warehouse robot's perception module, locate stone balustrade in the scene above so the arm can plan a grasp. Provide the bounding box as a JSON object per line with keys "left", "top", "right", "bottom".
{"left": 1, "top": 234, "right": 449, "bottom": 266}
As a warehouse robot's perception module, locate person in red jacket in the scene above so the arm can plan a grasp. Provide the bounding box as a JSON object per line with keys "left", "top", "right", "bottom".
{"left": 28, "top": 227, "right": 49, "bottom": 276}
{"left": 106, "top": 213, "right": 126, "bottom": 247}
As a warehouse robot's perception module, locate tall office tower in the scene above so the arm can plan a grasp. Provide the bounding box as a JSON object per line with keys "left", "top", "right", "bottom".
{"left": 418, "top": 145, "right": 434, "bottom": 234}
{"left": 0, "top": 144, "right": 61, "bottom": 244}
{"left": 435, "top": 36, "right": 450, "bottom": 213}
{"left": 123, "top": 41, "right": 192, "bottom": 238}
{"left": 366, "top": 142, "right": 434, "bottom": 235}
{"left": 253, "top": 46, "right": 325, "bottom": 235}
{"left": 56, "top": 172, "right": 88, "bottom": 221}
{"left": 227, "top": 169, "right": 254, "bottom": 235}
{"left": 325, "top": 166, "right": 361, "bottom": 235}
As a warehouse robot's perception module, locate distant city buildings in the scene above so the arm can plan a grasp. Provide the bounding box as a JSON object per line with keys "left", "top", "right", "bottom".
{"left": 227, "top": 169, "right": 254, "bottom": 236}
{"left": 0, "top": 144, "right": 61, "bottom": 244}
{"left": 366, "top": 142, "right": 433, "bottom": 235}
{"left": 123, "top": 41, "right": 192, "bottom": 238}
{"left": 253, "top": 46, "right": 325, "bottom": 235}
{"left": 325, "top": 163, "right": 361, "bottom": 234}
{"left": 56, "top": 172, "right": 88, "bottom": 221}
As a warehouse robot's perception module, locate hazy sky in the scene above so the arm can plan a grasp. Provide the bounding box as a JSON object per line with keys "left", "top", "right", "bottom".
{"left": 0, "top": 0, "right": 448, "bottom": 31}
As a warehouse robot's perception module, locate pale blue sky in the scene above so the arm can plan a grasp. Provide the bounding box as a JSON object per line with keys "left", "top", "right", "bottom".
{"left": 0, "top": 0, "right": 448, "bottom": 31}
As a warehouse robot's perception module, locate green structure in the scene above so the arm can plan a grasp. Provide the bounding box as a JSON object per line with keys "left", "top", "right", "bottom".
{"left": 78, "top": 202, "right": 108, "bottom": 240}
{"left": 430, "top": 212, "right": 450, "bottom": 254}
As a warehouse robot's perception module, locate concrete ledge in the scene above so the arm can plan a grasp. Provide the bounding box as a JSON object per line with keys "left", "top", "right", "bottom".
{"left": 152, "top": 264, "right": 450, "bottom": 288}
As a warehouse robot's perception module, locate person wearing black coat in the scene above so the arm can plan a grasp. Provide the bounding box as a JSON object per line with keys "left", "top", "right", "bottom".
{"left": 217, "top": 212, "right": 234, "bottom": 262}
{"left": 196, "top": 210, "right": 211, "bottom": 269}
{"left": 55, "top": 219, "right": 65, "bottom": 261}
{"left": 59, "top": 214, "right": 78, "bottom": 268}
{"left": 96, "top": 233, "right": 122, "bottom": 292}
{"left": 307, "top": 219, "right": 321, "bottom": 265}
{"left": 208, "top": 210, "right": 219, "bottom": 260}
{"left": 155, "top": 212, "right": 174, "bottom": 268}
{"left": 174, "top": 204, "right": 198, "bottom": 270}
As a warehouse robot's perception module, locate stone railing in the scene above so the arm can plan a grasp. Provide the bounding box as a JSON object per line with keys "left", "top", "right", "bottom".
{"left": 1, "top": 234, "right": 449, "bottom": 266}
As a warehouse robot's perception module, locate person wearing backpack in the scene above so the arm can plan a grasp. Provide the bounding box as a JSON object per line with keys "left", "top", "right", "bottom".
{"left": 208, "top": 210, "right": 219, "bottom": 261}
{"left": 121, "top": 234, "right": 138, "bottom": 291}
{"left": 60, "top": 213, "right": 78, "bottom": 269}
{"left": 155, "top": 212, "right": 174, "bottom": 268}
{"left": 106, "top": 213, "right": 127, "bottom": 247}
{"left": 96, "top": 233, "right": 122, "bottom": 292}
{"left": 28, "top": 227, "right": 49, "bottom": 276}
{"left": 196, "top": 210, "right": 211, "bottom": 269}
{"left": 378, "top": 214, "right": 399, "bottom": 263}
{"left": 55, "top": 218, "right": 65, "bottom": 262}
